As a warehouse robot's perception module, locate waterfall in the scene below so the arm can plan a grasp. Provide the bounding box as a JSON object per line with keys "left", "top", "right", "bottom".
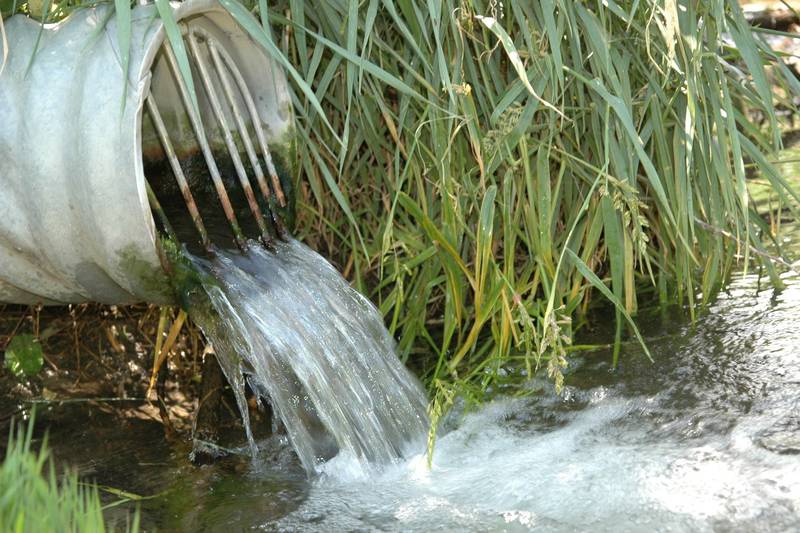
{"left": 185, "top": 238, "right": 429, "bottom": 475}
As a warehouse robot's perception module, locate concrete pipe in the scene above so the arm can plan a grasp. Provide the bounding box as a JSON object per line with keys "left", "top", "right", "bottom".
{"left": 0, "top": 0, "right": 294, "bottom": 305}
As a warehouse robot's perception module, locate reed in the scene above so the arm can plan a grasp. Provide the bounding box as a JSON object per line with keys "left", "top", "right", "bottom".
{"left": 230, "top": 0, "right": 800, "bottom": 411}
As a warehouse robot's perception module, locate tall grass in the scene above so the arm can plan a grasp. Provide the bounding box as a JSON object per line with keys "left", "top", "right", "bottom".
{"left": 4, "top": 0, "right": 799, "bottom": 421}
{"left": 235, "top": 0, "right": 800, "bottom": 413}
{"left": 0, "top": 415, "right": 139, "bottom": 532}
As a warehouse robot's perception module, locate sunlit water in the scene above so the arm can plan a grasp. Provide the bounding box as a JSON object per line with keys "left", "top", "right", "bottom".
{"left": 186, "top": 238, "right": 429, "bottom": 475}
{"left": 270, "top": 272, "right": 800, "bottom": 531}
{"left": 25, "top": 270, "right": 800, "bottom": 531}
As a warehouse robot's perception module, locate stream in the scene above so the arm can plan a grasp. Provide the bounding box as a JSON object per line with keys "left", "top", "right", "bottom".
{"left": 20, "top": 270, "right": 800, "bottom": 531}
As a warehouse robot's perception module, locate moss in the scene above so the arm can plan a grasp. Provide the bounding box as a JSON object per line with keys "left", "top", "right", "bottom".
{"left": 117, "top": 244, "right": 174, "bottom": 303}
{"left": 267, "top": 125, "right": 298, "bottom": 231}
{"left": 156, "top": 236, "right": 222, "bottom": 312}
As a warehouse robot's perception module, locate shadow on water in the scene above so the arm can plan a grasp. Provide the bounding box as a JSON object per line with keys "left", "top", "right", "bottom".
{"left": 15, "top": 270, "right": 800, "bottom": 531}
{"left": 21, "top": 404, "right": 307, "bottom": 531}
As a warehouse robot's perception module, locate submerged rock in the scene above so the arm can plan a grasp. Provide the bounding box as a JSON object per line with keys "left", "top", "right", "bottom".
{"left": 757, "top": 415, "right": 800, "bottom": 455}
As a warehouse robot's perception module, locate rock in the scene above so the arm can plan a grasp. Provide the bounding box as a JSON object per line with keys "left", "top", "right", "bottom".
{"left": 757, "top": 415, "right": 800, "bottom": 454}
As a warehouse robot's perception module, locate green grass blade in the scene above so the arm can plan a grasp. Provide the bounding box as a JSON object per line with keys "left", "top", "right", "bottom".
{"left": 219, "top": 0, "right": 341, "bottom": 144}
{"left": 155, "top": 0, "right": 198, "bottom": 115}
{"left": 476, "top": 14, "right": 566, "bottom": 119}
{"left": 566, "top": 248, "right": 652, "bottom": 362}
{"left": 114, "top": 0, "right": 131, "bottom": 108}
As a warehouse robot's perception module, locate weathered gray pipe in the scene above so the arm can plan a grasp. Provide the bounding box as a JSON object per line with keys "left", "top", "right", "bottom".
{"left": 0, "top": 0, "right": 293, "bottom": 305}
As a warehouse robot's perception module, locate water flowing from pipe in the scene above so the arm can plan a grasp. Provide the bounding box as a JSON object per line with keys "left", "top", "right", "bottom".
{"left": 185, "top": 238, "right": 429, "bottom": 475}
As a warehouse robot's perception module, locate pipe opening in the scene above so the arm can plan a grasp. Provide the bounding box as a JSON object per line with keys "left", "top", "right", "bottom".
{"left": 141, "top": 14, "right": 289, "bottom": 255}
{"left": 0, "top": 2, "right": 294, "bottom": 305}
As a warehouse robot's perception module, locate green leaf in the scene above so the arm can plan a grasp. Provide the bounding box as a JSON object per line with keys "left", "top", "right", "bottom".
{"left": 476, "top": 14, "right": 565, "bottom": 119}
{"left": 4, "top": 334, "right": 44, "bottom": 379}
{"left": 565, "top": 249, "right": 652, "bottom": 362}
{"left": 24, "top": 0, "right": 53, "bottom": 76}
{"left": 155, "top": 0, "right": 199, "bottom": 115}
{"left": 218, "top": 0, "right": 341, "bottom": 143}
{"left": 114, "top": 0, "right": 131, "bottom": 107}
{"left": 397, "top": 192, "right": 476, "bottom": 290}
{"left": 475, "top": 184, "right": 497, "bottom": 308}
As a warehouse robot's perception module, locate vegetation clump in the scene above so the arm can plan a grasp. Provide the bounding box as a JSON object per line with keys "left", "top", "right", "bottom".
{"left": 0, "top": 415, "right": 139, "bottom": 532}
{"left": 243, "top": 0, "right": 800, "bottom": 408}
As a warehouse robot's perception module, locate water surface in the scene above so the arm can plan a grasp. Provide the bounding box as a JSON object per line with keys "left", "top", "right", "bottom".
{"left": 30, "top": 271, "right": 800, "bottom": 531}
